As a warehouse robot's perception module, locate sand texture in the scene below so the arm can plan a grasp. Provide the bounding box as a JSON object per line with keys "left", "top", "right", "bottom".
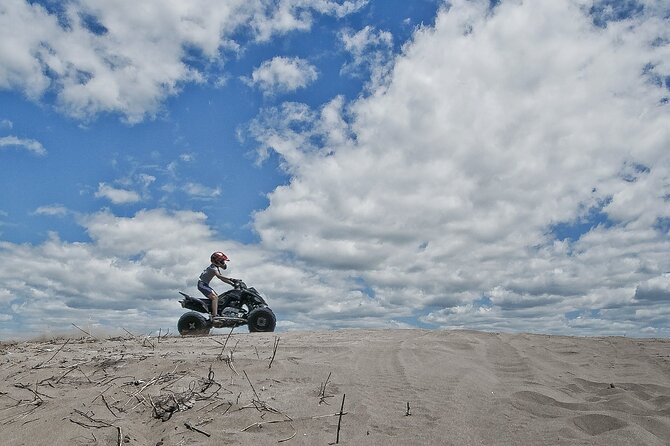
{"left": 1, "top": 329, "right": 669, "bottom": 445}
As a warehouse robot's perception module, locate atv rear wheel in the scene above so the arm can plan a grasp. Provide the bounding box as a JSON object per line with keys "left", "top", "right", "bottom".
{"left": 177, "top": 312, "right": 210, "bottom": 336}
{"left": 247, "top": 307, "right": 276, "bottom": 332}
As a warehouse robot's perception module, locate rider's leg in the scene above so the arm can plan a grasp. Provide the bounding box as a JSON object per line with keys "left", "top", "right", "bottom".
{"left": 208, "top": 292, "right": 218, "bottom": 318}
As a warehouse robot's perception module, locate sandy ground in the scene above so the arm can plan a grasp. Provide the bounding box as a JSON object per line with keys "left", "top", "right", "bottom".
{"left": 1, "top": 328, "right": 669, "bottom": 446}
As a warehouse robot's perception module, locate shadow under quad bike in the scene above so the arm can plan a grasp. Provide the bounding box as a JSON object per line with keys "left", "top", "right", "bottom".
{"left": 177, "top": 280, "right": 276, "bottom": 336}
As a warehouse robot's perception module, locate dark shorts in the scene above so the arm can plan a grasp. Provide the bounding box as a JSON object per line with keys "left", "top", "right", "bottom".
{"left": 197, "top": 280, "right": 215, "bottom": 297}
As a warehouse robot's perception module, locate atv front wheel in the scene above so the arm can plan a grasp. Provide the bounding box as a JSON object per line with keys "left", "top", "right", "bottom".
{"left": 177, "top": 312, "right": 211, "bottom": 336}
{"left": 247, "top": 307, "right": 276, "bottom": 332}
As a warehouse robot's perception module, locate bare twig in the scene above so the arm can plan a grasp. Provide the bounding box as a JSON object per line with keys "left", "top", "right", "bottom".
{"left": 278, "top": 429, "right": 297, "bottom": 443}
{"left": 269, "top": 336, "right": 280, "bottom": 369}
{"left": 72, "top": 323, "right": 96, "bottom": 339}
{"left": 77, "top": 366, "right": 93, "bottom": 383}
{"left": 91, "top": 384, "right": 114, "bottom": 404}
{"left": 336, "top": 394, "right": 346, "bottom": 444}
{"left": 184, "top": 421, "right": 210, "bottom": 437}
{"left": 72, "top": 409, "right": 114, "bottom": 428}
{"left": 33, "top": 339, "right": 70, "bottom": 369}
{"left": 243, "top": 370, "right": 261, "bottom": 403}
{"left": 142, "top": 336, "right": 155, "bottom": 350}
{"left": 55, "top": 366, "right": 77, "bottom": 384}
{"left": 217, "top": 327, "right": 236, "bottom": 359}
{"left": 101, "top": 395, "right": 119, "bottom": 418}
{"left": 232, "top": 339, "right": 241, "bottom": 355}
{"left": 319, "top": 372, "right": 333, "bottom": 405}
{"left": 241, "top": 412, "right": 346, "bottom": 432}
{"left": 13, "top": 382, "right": 50, "bottom": 401}
{"left": 225, "top": 351, "right": 239, "bottom": 376}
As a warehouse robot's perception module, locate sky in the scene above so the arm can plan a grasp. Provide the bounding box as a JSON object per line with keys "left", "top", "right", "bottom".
{"left": 1, "top": 0, "right": 669, "bottom": 339}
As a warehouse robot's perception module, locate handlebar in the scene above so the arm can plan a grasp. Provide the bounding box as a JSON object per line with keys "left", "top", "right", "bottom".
{"left": 232, "top": 279, "right": 247, "bottom": 289}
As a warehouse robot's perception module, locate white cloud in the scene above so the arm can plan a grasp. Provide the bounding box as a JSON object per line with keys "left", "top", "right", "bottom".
{"left": 183, "top": 182, "right": 221, "bottom": 199}
{"left": 95, "top": 182, "right": 141, "bottom": 204}
{"left": 1, "top": 1, "right": 669, "bottom": 338}
{"left": 0, "top": 0, "right": 364, "bottom": 123}
{"left": 0, "top": 208, "right": 395, "bottom": 336}
{"left": 0, "top": 135, "right": 46, "bottom": 155}
{"left": 34, "top": 204, "right": 69, "bottom": 217}
{"left": 247, "top": 56, "right": 319, "bottom": 95}
{"left": 0, "top": 119, "right": 12, "bottom": 129}
{"left": 248, "top": 0, "right": 670, "bottom": 335}
{"left": 250, "top": 0, "right": 368, "bottom": 41}
{"left": 340, "top": 25, "right": 394, "bottom": 88}
{"left": 137, "top": 173, "right": 156, "bottom": 187}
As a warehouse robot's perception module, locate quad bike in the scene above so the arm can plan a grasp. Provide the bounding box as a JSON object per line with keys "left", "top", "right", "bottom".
{"left": 177, "top": 280, "right": 276, "bottom": 336}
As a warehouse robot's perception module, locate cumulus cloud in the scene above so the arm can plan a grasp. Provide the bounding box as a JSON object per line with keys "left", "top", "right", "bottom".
{"left": 339, "top": 25, "right": 394, "bottom": 88}
{"left": 247, "top": 56, "right": 319, "bottom": 95}
{"left": 250, "top": 0, "right": 368, "bottom": 41}
{"left": 0, "top": 208, "right": 395, "bottom": 337}
{"left": 183, "top": 182, "right": 222, "bottom": 199}
{"left": 95, "top": 182, "right": 141, "bottom": 204}
{"left": 2, "top": 0, "right": 669, "bottom": 338}
{"left": 0, "top": 135, "right": 46, "bottom": 155}
{"left": 0, "top": 0, "right": 364, "bottom": 123}
{"left": 34, "top": 204, "right": 69, "bottom": 217}
{"left": 248, "top": 0, "right": 670, "bottom": 335}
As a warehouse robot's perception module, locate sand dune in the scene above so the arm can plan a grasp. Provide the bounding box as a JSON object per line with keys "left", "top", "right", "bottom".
{"left": 1, "top": 329, "right": 669, "bottom": 445}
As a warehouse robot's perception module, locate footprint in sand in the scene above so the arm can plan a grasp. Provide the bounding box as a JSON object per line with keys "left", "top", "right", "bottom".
{"left": 572, "top": 414, "right": 627, "bottom": 436}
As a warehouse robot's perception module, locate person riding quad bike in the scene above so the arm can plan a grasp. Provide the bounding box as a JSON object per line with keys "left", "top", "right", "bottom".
{"left": 197, "top": 251, "right": 237, "bottom": 321}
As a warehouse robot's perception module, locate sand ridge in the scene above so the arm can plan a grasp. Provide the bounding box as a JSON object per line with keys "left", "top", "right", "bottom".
{"left": 1, "top": 329, "right": 669, "bottom": 445}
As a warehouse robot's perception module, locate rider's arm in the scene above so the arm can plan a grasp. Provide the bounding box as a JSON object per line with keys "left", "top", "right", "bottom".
{"left": 215, "top": 273, "right": 236, "bottom": 286}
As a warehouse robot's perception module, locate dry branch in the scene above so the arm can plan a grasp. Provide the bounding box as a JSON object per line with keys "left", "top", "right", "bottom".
{"left": 278, "top": 430, "right": 297, "bottom": 443}
{"left": 217, "top": 327, "right": 236, "bottom": 360}
{"left": 241, "top": 412, "right": 346, "bottom": 432}
{"left": 319, "top": 372, "right": 333, "bottom": 405}
{"left": 336, "top": 394, "right": 346, "bottom": 444}
{"left": 184, "top": 421, "right": 211, "bottom": 437}
{"left": 33, "top": 339, "right": 70, "bottom": 369}
{"left": 71, "top": 323, "right": 96, "bottom": 339}
{"left": 101, "top": 395, "right": 119, "bottom": 418}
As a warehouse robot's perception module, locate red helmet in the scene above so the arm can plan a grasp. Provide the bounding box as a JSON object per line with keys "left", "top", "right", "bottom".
{"left": 210, "top": 251, "right": 229, "bottom": 267}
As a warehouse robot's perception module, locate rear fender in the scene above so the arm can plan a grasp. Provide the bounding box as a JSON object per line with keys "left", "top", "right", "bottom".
{"left": 179, "top": 292, "right": 210, "bottom": 313}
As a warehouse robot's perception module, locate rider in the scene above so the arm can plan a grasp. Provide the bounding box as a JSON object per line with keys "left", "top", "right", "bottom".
{"left": 198, "top": 251, "right": 237, "bottom": 320}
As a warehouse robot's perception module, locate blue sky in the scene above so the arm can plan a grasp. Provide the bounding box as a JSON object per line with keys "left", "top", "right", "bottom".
{"left": 1, "top": 0, "right": 669, "bottom": 339}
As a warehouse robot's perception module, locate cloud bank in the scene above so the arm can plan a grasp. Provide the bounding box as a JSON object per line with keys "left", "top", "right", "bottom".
{"left": 250, "top": 0, "right": 670, "bottom": 334}
{"left": 1, "top": 0, "right": 669, "bottom": 338}
{"left": 0, "top": 0, "right": 365, "bottom": 123}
